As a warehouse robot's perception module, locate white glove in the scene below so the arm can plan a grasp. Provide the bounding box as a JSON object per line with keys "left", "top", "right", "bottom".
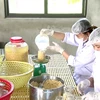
{"left": 82, "top": 92, "right": 100, "bottom": 100}
{"left": 47, "top": 42, "right": 64, "bottom": 54}
{"left": 40, "top": 29, "right": 54, "bottom": 36}
{"left": 77, "top": 79, "right": 90, "bottom": 95}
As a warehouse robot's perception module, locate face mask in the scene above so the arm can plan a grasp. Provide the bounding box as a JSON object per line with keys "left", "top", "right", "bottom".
{"left": 76, "top": 36, "right": 84, "bottom": 44}
{"left": 95, "top": 50, "right": 100, "bottom": 61}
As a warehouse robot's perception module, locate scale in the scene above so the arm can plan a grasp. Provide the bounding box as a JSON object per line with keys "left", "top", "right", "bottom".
{"left": 33, "top": 33, "right": 50, "bottom": 76}
{"left": 32, "top": 55, "right": 50, "bottom": 76}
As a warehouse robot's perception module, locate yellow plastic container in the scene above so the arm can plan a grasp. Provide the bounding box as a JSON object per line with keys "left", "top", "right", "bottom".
{"left": 0, "top": 61, "right": 33, "bottom": 89}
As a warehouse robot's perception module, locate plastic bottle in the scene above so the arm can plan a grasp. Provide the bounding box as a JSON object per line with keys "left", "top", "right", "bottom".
{"left": 5, "top": 36, "right": 28, "bottom": 62}
{"left": 35, "top": 34, "right": 49, "bottom": 51}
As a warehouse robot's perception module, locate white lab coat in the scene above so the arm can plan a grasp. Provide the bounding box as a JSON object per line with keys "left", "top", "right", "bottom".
{"left": 62, "top": 32, "right": 95, "bottom": 84}
{"left": 92, "top": 52, "right": 100, "bottom": 92}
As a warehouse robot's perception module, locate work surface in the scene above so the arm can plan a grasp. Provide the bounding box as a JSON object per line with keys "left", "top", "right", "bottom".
{"left": 9, "top": 54, "right": 80, "bottom": 100}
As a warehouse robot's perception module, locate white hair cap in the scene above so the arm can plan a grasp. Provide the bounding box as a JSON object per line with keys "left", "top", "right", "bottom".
{"left": 89, "top": 27, "right": 100, "bottom": 44}
{"left": 71, "top": 18, "right": 91, "bottom": 35}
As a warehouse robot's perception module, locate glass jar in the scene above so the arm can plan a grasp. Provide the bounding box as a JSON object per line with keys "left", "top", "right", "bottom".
{"left": 5, "top": 36, "right": 28, "bottom": 62}
{"left": 63, "top": 86, "right": 76, "bottom": 100}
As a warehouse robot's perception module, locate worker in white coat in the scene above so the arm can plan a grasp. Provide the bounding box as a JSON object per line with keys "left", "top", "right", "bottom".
{"left": 40, "top": 18, "right": 97, "bottom": 84}
{"left": 77, "top": 27, "right": 100, "bottom": 100}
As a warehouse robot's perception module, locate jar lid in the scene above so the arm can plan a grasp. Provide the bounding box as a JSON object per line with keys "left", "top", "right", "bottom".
{"left": 10, "top": 36, "right": 25, "bottom": 43}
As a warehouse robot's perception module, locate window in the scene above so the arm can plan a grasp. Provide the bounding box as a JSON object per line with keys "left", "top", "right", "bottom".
{"left": 4, "top": 0, "right": 87, "bottom": 18}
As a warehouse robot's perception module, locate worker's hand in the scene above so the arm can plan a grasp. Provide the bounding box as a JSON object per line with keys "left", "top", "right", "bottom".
{"left": 77, "top": 79, "right": 90, "bottom": 95}
{"left": 47, "top": 42, "right": 64, "bottom": 54}
{"left": 40, "top": 29, "right": 54, "bottom": 36}
{"left": 82, "top": 92, "right": 100, "bottom": 100}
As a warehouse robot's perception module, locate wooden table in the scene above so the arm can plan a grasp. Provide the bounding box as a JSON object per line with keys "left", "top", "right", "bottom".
{"left": 8, "top": 54, "right": 80, "bottom": 100}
